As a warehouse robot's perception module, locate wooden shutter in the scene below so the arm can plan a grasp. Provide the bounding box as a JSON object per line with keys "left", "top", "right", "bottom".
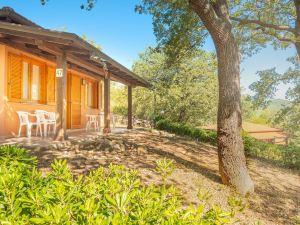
{"left": 8, "top": 53, "right": 22, "bottom": 101}
{"left": 47, "top": 66, "right": 56, "bottom": 103}
{"left": 71, "top": 75, "right": 82, "bottom": 127}
{"left": 39, "top": 63, "right": 47, "bottom": 104}
{"left": 93, "top": 82, "right": 98, "bottom": 109}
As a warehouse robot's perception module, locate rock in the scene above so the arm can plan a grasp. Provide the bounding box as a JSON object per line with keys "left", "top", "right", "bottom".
{"left": 95, "top": 139, "right": 113, "bottom": 151}
{"left": 137, "top": 146, "right": 147, "bottom": 155}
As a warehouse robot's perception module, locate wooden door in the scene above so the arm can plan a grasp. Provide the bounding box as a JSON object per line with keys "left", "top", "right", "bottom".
{"left": 67, "top": 73, "right": 82, "bottom": 129}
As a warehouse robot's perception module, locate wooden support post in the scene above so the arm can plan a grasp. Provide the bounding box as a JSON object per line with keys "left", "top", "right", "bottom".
{"left": 127, "top": 85, "right": 133, "bottom": 129}
{"left": 54, "top": 52, "right": 68, "bottom": 141}
{"left": 103, "top": 73, "right": 110, "bottom": 133}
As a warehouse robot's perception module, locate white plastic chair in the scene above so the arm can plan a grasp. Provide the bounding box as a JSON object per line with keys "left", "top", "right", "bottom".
{"left": 46, "top": 112, "right": 56, "bottom": 135}
{"left": 35, "top": 110, "right": 56, "bottom": 137}
{"left": 99, "top": 112, "right": 116, "bottom": 129}
{"left": 86, "top": 115, "right": 99, "bottom": 131}
{"left": 16, "top": 111, "right": 42, "bottom": 137}
{"left": 35, "top": 110, "right": 49, "bottom": 137}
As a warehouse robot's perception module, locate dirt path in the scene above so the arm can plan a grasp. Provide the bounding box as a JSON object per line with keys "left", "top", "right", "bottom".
{"left": 32, "top": 129, "right": 300, "bottom": 225}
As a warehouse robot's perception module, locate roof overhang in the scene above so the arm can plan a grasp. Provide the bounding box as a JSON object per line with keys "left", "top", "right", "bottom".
{"left": 0, "top": 9, "right": 150, "bottom": 88}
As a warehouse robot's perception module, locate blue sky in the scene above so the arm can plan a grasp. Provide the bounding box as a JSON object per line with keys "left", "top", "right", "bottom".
{"left": 0, "top": 0, "right": 295, "bottom": 99}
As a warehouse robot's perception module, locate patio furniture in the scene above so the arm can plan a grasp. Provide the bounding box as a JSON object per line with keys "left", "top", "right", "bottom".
{"left": 46, "top": 112, "right": 56, "bottom": 135}
{"left": 35, "top": 110, "right": 56, "bottom": 137}
{"left": 86, "top": 114, "right": 99, "bottom": 131}
{"left": 99, "top": 112, "right": 116, "bottom": 129}
{"left": 16, "top": 111, "right": 43, "bottom": 137}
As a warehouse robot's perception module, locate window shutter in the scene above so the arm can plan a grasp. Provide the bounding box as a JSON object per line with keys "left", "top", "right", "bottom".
{"left": 8, "top": 53, "right": 22, "bottom": 101}
{"left": 93, "top": 82, "right": 98, "bottom": 109}
{"left": 47, "top": 66, "right": 56, "bottom": 103}
{"left": 39, "top": 64, "right": 47, "bottom": 104}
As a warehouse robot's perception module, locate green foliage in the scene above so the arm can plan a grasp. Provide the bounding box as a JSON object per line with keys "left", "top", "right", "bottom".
{"left": 132, "top": 48, "right": 218, "bottom": 126}
{"left": 155, "top": 158, "right": 175, "bottom": 183}
{"left": 227, "top": 193, "right": 247, "bottom": 218}
{"left": 229, "top": 0, "right": 297, "bottom": 57}
{"left": 111, "top": 82, "right": 128, "bottom": 116}
{"left": 136, "top": 1, "right": 206, "bottom": 63}
{"left": 156, "top": 119, "right": 217, "bottom": 145}
{"left": 41, "top": 0, "right": 96, "bottom": 11}
{"left": 250, "top": 65, "right": 300, "bottom": 144}
{"left": 0, "top": 145, "right": 235, "bottom": 224}
{"left": 82, "top": 34, "right": 102, "bottom": 50}
{"left": 197, "top": 189, "right": 212, "bottom": 204}
{"left": 155, "top": 119, "right": 300, "bottom": 170}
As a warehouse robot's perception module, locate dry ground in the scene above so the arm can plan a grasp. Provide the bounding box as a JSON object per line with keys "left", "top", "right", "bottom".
{"left": 31, "top": 129, "right": 300, "bottom": 225}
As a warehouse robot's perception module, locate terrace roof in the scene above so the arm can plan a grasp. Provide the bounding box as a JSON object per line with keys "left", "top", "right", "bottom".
{"left": 0, "top": 7, "right": 150, "bottom": 87}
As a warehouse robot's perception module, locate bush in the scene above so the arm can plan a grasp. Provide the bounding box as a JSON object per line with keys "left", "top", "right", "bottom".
{"left": 155, "top": 119, "right": 300, "bottom": 170}
{"left": 112, "top": 105, "right": 127, "bottom": 116}
{"left": 0, "top": 145, "right": 234, "bottom": 224}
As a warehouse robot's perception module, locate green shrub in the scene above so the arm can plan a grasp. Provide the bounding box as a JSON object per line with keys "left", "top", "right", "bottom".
{"left": 0, "top": 145, "right": 234, "bottom": 224}
{"left": 112, "top": 105, "right": 127, "bottom": 116}
{"left": 155, "top": 119, "right": 300, "bottom": 170}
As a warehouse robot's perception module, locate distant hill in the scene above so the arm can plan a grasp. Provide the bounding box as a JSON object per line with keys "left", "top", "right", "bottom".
{"left": 266, "top": 99, "right": 290, "bottom": 112}
{"left": 247, "top": 99, "right": 290, "bottom": 125}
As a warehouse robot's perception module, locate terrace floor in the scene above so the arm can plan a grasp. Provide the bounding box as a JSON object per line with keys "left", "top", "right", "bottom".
{"left": 0, "top": 127, "right": 128, "bottom": 146}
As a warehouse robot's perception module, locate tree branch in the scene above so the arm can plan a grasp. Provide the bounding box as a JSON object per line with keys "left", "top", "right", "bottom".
{"left": 188, "top": 0, "right": 231, "bottom": 43}
{"left": 259, "top": 28, "right": 296, "bottom": 43}
{"left": 230, "top": 17, "right": 295, "bottom": 34}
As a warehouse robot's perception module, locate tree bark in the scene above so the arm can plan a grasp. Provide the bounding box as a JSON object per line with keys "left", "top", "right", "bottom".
{"left": 54, "top": 52, "right": 68, "bottom": 141}
{"left": 215, "top": 34, "right": 254, "bottom": 195}
{"left": 295, "top": 0, "right": 300, "bottom": 59}
{"left": 188, "top": 0, "right": 254, "bottom": 195}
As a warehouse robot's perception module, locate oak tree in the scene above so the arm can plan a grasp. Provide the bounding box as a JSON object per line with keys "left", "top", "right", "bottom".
{"left": 137, "top": 0, "right": 254, "bottom": 195}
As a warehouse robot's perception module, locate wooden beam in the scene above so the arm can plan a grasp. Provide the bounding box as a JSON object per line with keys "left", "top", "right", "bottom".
{"left": 103, "top": 73, "right": 111, "bottom": 133}
{"left": 0, "top": 38, "right": 56, "bottom": 61}
{"left": 54, "top": 51, "right": 68, "bottom": 141}
{"left": 5, "top": 35, "right": 36, "bottom": 45}
{"left": 0, "top": 21, "right": 73, "bottom": 45}
{"left": 68, "top": 64, "right": 103, "bottom": 81}
{"left": 62, "top": 45, "right": 91, "bottom": 55}
{"left": 127, "top": 85, "right": 133, "bottom": 129}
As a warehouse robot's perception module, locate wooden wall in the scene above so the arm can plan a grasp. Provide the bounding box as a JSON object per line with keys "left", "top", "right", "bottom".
{"left": 0, "top": 44, "right": 103, "bottom": 138}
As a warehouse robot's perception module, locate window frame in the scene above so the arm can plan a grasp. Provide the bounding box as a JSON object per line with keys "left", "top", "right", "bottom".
{"left": 85, "top": 79, "right": 99, "bottom": 109}
{"left": 7, "top": 52, "right": 46, "bottom": 104}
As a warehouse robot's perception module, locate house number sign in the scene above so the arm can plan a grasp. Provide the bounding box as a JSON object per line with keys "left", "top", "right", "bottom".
{"left": 56, "top": 69, "right": 64, "bottom": 78}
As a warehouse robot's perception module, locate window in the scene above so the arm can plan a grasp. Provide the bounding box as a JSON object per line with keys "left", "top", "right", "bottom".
{"left": 8, "top": 53, "right": 45, "bottom": 103}
{"left": 22, "top": 62, "right": 29, "bottom": 100}
{"left": 31, "top": 65, "right": 40, "bottom": 101}
{"left": 87, "top": 82, "right": 93, "bottom": 107}
{"left": 86, "top": 80, "right": 98, "bottom": 108}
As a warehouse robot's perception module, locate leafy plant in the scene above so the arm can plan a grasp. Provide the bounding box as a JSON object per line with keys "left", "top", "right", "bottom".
{"left": 227, "top": 193, "right": 248, "bottom": 218}
{"left": 155, "top": 158, "right": 176, "bottom": 183}
{"left": 0, "top": 145, "right": 235, "bottom": 224}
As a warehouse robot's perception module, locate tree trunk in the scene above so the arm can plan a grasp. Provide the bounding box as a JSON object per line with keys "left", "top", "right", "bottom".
{"left": 296, "top": 43, "right": 300, "bottom": 60}
{"left": 215, "top": 34, "right": 254, "bottom": 195}
{"left": 295, "top": 0, "right": 300, "bottom": 60}
{"left": 188, "top": 0, "right": 254, "bottom": 195}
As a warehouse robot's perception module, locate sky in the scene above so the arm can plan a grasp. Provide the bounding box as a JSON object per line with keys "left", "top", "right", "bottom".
{"left": 0, "top": 0, "right": 296, "bottom": 99}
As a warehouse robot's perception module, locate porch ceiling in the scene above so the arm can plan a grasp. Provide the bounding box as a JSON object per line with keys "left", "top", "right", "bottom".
{"left": 0, "top": 20, "right": 150, "bottom": 87}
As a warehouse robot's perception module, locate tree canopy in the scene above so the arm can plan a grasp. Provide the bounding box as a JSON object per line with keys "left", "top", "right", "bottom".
{"left": 229, "top": 0, "right": 300, "bottom": 58}
{"left": 111, "top": 48, "right": 218, "bottom": 127}
{"left": 132, "top": 48, "right": 218, "bottom": 126}
{"left": 250, "top": 60, "right": 300, "bottom": 144}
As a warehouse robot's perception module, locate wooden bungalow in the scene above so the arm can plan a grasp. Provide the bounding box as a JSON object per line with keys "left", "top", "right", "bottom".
{"left": 0, "top": 7, "right": 149, "bottom": 140}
